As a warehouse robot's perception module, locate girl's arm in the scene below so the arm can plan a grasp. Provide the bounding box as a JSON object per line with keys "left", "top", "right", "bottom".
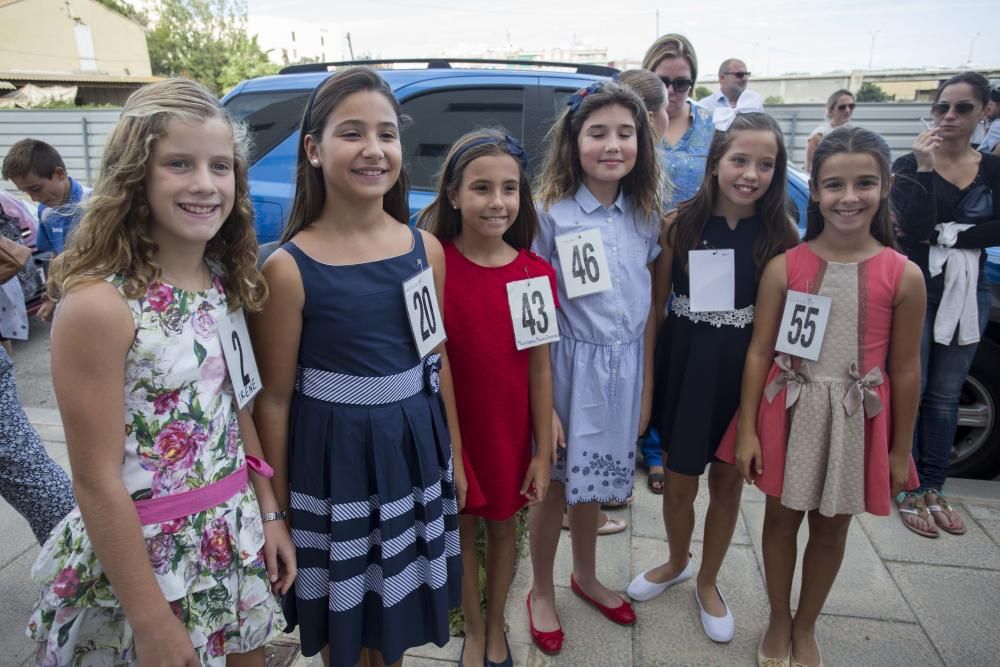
{"left": 651, "top": 212, "right": 677, "bottom": 336}
{"left": 887, "top": 261, "right": 927, "bottom": 497}
{"left": 734, "top": 255, "right": 787, "bottom": 483}
{"left": 237, "top": 408, "right": 296, "bottom": 594}
{"left": 639, "top": 264, "right": 657, "bottom": 435}
{"left": 248, "top": 250, "right": 304, "bottom": 521}
{"left": 422, "top": 230, "right": 468, "bottom": 510}
{"left": 52, "top": 282, "right": 199, "bottom": 666}
{"left": 522, "top": 344, "right": 554, "bottom": 503}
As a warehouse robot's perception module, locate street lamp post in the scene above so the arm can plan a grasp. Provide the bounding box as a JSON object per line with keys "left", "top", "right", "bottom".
{"left": 868, "top": 30, "right": 881, "bottom": 71}
{"left": 968, "top": 31, "right": 982, "bottom": 65}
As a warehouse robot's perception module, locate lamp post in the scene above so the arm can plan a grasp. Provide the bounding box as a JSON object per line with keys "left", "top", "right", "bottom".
{"left": 968, "top": 31, "right": 982, "bottom": 65}
{"left": 868, "top": 30, "right": 881, "bottom": 71}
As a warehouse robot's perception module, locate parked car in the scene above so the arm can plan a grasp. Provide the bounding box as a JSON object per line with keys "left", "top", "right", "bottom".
{"left": 222, "top": 59, "right": 1000, "bottom": 479}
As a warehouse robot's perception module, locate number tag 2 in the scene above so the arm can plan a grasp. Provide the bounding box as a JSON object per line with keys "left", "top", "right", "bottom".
{"left": 506, "top": 277, "right": 560, "bottom": 350}
{"left": 217, "top": 309, "right": 262, "bottom": 409}
{"left": 403, "top": 265, "right": 447, "bottom": 359}
{"left": 774, "top": 290, "right": 832, "bottom": 362}
{"left": 555, "top": 228, "right": 612, "bottom": 299}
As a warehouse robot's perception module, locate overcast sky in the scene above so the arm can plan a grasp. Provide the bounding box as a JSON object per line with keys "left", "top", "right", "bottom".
{"left": 247, "top": 0, "right": 1000, "bottom": 76}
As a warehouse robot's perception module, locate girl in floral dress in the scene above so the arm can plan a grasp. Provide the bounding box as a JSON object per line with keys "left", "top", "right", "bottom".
{"left": 27, "top": 78, "right": 295, "bottom": 666}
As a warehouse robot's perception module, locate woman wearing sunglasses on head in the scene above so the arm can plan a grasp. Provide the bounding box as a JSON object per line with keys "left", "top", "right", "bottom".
{"left": 891, "top": 71, "right": 1000, "bottom": 539}
{"left": 805, "top": 89, "right": 855, "bottom": 171}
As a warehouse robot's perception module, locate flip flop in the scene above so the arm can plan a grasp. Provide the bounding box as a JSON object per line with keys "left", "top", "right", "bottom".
{"left": 896, "top": 492, "right": 939, "bottom": 539}
{"left": 647, "top": 471, "right": 665, "bottom": 495}
{"left": 924, "top": 491, "right": 967, "bottom": 535}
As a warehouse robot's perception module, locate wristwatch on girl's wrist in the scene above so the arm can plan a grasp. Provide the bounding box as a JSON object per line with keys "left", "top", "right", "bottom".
{"left": 261, "top": 510, "right": 287, "bottom": 522}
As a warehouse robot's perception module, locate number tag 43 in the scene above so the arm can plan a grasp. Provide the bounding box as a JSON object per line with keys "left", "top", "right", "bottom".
{"left": 555, "top": 228, "right": 612, "bottom": 299}
{"left": 403, "top": 266, "right": 447, "bottom": 359}
{"left": 217, "top": 309, "right": 262, "bottom": 409}
{"left": 774, "top": 290, "right": 832, "bottom": 362}
{"left": 506, "top": 277, "right": 560, "bottom": 350}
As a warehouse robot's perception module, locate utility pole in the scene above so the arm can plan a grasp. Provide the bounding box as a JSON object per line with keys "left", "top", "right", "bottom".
{"left": 346, "top": 32, "right": 355, "bottom": 60}
{"left": 656, "top": 9, "right": 659, "bottom": 38}
{"left": 967, "top": 31, "right": 982, "bottom": 65}
{"left": 867, "top": 30, "right": 880, "bottom": 71}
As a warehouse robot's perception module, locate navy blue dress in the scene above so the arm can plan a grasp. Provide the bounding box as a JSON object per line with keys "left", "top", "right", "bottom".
{"left": 281, "top": 227, "right": 461, "bottom": 666}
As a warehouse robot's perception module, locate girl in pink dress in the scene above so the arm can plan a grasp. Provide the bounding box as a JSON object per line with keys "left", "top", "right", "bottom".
{"left": 718, "top": 127, "right": 924, "bottom": 667}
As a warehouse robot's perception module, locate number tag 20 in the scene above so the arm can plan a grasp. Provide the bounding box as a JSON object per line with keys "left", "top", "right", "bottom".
{"left": 217, "top": 309, "right": 262, "bottom": 409}
{"left": 774, "top": 290, "right": 832, "bottom": 362}
{"left": 403, "top": 265, "right": 447, "bottom": 359}
{"left": 506, "top": 277, "right": 560, "bottom": 350}
{"left": 555, "top": 228, "right": 612, "bottom": 299}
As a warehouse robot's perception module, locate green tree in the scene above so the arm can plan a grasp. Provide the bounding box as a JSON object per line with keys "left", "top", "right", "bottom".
{"left": 855, "top": 82, "right": 890, "bottom": 102}
{"left": 146, "top": 0, "right": 277, "bottom": 96}
{"left": 94, "top": 0, "right": 145, "bottom": 22}
{"left": 695, "top": 85, "right": 712, "bottom": 100}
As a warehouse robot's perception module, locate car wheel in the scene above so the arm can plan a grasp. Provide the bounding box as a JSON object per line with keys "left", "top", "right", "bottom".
{"left": 948, "top": 335, "right": 1000, "bottom": 479}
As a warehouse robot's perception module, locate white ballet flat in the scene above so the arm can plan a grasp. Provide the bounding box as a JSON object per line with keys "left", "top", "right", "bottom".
{"left": 626, "top": 560, "right": 692, "bottom": 602}
{"left": 695, "top": 585, "right": 735, "bottom": 643}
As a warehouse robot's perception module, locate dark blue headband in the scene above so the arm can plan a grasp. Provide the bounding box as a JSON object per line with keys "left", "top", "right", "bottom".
{"left": 447, "top": 133, "right": 528, "bottom": 177}
{"left": 566, "top": 82, "right": 605, "bottom": 114}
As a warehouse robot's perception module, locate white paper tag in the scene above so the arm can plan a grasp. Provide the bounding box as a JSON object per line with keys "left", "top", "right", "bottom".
{"left": 555, "top": 228, "right": 613, "bottom": 299}
{"left": 688, "top": 249, "right": 735, "bottom": 312}
{"left": 506, "top": 277, "right": 560, "bottom": 350}
{"left": 217, "top": 308, "right": 262, "bottom": 409}
{"left": 774, "top": 290, "right": 832, "bottom": 362}
{"left": 403, "top": 266, "right": 447, "bottom": 358}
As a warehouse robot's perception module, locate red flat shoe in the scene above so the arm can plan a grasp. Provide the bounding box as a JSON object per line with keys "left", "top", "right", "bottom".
{"left": 526, "top": 591, "right": 564, "bottom": 655}
{"left": 570, "top": 575, "right": 636, "bottom": 626}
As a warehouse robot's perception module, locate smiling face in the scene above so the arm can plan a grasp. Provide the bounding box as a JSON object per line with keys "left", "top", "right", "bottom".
{"left": 305, "top": 89, "right": 402, "bottom": 204}
{"left": 576, "top": 103, "right": 638, "bottom": 192}
{"left": 145, "top": 117, "right": 236, "bottom": 249}
{"left": 714, "top": 129, "right": 778, "bottom": 217}
{"left": 450, "top": 153, "right": 521, "bottom": 243}
{"left": 932, "top": 82, "right": 987, "bottom": 142}
{"left": 653, "top": 56, "right": 694, "bottom": 119}
{"left": 811, "top": 151, "right": 885, "bottom": 238}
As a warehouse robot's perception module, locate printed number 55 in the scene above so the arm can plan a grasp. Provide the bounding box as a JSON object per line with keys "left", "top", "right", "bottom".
{"left": 787, "top": 304, "right": 820, "bottom": 348}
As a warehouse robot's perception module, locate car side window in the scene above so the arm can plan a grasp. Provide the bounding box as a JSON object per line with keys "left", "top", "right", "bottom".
{"left": 400, "top": 88, "right": 525, "bottom": 190}
{"left": 224, "top": 91, "right": 311, "bottom": 165}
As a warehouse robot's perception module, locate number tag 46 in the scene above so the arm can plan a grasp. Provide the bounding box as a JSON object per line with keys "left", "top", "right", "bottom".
{"left": 555, "top": 228, "right": 612, "bottom": 299}
{"left": 774, "top": 290, "right": 832, "bottom": 362}
{"left": 506, "top": 277, "right": 560, "bottom": 350}
{"left": 403, "top": 266, "right": 447, "bottom": 359}
{"left": 217, "top": 309, "right": 262, "bottom": 409}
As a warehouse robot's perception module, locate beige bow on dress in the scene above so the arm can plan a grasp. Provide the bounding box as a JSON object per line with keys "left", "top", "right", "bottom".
{"left": 763, "top": 354, "right": 813, "bottom": 409}
{"left": 843, "top": 361, "right": 884, "bottom": 418}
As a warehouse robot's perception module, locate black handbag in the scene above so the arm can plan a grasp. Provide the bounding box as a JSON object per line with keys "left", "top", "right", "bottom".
{"left": 955, "top": 181, "right": 994, "bottom": 223}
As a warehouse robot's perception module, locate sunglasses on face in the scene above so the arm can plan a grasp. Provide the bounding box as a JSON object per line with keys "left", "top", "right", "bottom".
{"left": 931, "top": 101, "right": 978, "bottom": 116}
{"left": 725, "top": 71, "right": 750, "bottom": 79}
{"left": 837, "top": 103, "right": 856, "bottom": 111}
{"left": 659, "top": 76, "right": 693, "bottom": 93}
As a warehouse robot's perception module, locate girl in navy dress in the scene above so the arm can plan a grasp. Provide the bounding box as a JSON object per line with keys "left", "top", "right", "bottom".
{"left": 251, "top": 67, "right": 467, "bottom": 667}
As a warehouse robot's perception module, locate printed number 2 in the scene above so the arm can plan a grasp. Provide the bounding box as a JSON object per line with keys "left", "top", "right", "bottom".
{"left": 230, "top": 331, "right": 251, "bottom": 387}
{"left": 521, "top": 290, "right": 550, "bottom": 336}
{"left": 787, "top": 304, "right": 820, "bottom": 348}
{"left": 571, "top": 243, "right": 600, "bottom": 284}
{"left": 413, "top": 285, "right": 437, "bottom": 341}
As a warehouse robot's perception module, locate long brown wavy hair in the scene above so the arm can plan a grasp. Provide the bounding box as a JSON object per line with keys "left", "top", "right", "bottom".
{"left": 281, "top": 66, "right": 409, "bottom": 243}
{"left": 804, "top": 126, "right": 897, "bottom": 248}
{"left": 535, "top": 81, "right": 663, "bottom": 222}
{"left": 670, "top": 112, "right": 798, "bottom": 278}
{"left": 418, "top": 127, "right": 538, "bottom": 250}
{"left": 48, "top": 77, "right": 266, "bottom": 311}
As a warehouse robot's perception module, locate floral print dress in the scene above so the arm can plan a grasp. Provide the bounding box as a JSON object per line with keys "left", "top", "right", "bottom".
{"left": 27, "top": 275, "right": 283, "bottom": 666}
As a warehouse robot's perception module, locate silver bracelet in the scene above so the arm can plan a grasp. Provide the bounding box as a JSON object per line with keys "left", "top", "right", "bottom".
{"left": 261, "top": 510, "right": 287, "bottom": 522}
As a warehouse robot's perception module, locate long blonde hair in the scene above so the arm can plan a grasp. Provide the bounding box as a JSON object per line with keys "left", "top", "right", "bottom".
{"left": 49, "top": 77, "right": 267, "bottom": 311}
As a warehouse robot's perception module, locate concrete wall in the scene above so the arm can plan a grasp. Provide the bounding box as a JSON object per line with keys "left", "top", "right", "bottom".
{"left": 0, "top": 0, "right": 151, "bottom": 76}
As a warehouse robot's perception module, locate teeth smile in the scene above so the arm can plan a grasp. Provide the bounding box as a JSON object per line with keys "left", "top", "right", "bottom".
{"left": 178, "top": 204, "right": 216, "bottom": 214}
{"left": 356, "top": 169, "right": 384, "bottom": 176}
{"left": 835, "top": 209, "right": 862, "bottom": 216}
{"left": 735, "top": 185, "right": 756, "bottom": 193}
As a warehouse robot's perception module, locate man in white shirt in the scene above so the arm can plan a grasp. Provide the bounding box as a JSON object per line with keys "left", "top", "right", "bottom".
{"left": 699, "top": 58, "right": 756, "bottom": 115}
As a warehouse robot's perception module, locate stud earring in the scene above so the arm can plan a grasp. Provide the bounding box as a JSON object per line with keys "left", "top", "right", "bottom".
{"left": 311, "top": 159, "right": 320, "bottom": 167}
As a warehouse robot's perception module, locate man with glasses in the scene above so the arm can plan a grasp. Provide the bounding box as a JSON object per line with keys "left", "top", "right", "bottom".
{"left": 699, "top": 59, "right": 757, "bottom": 116}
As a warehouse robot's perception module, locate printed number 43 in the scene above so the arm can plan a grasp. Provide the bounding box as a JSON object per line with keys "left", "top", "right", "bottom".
{"left": 571, "top": 243, "right": 600, "bottom": 284}
{"left": 521, "top": 290, "right": 549, "bottom": 336}
{"left": 787, "top": 304, "right": 820, "bottom": 348}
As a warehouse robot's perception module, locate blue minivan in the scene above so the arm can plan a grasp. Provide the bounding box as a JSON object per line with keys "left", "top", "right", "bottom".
{"left": 223, "top": 59, "right": 1000, "bottom": 479}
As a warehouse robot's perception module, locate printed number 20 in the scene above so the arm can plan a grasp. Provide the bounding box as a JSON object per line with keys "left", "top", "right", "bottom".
{"left": 786, "top": 304, "right": 820, "bottom": 348}
{"left": 521, "top": 290, "right": 550, "bottom": 336}
{"left": 571, "top": 243, "right": 600, "bottom": 284}
{"left": 413, "top": 285, "right": 437, "bottom": 341}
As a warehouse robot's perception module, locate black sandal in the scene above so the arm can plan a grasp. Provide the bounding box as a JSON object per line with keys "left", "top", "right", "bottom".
{"left": 647, "top": 471, "right": 665, "bottom": 495}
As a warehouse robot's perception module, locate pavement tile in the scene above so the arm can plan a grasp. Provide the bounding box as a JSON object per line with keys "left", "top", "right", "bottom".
{"left": 813, "top": 615, "right": 942, "bottom": 666}
{"left": 406, "top": 638, "right": 461, "bottom": 662}
{"left": 965, "top": 502, "right": 1000, "bottom": 521}
{"left": 977, "top": 520, "right": 1000, "bottom": 547}
{"left": 742, "top": 503, "right": 915, "bottom": 622}
{"left": 631, "top": 538, "right": 769, "bottom": 667}
{"left": 886, "top": 562, "right": 1000, "bottom": 666}
{"left": 401, "top": 657, "right": 457, "bottom": 666}
{"left": 551, "top": 517, "right": 632, "bottom": 592}
{"left": 631, "top": 478, "right": 752, "bottom": 546}
{"left": 0, "top": 547, "right": 41, "bottom": 666}
{"left": 858, "top": 507, "right": 1000, "bottom": 570}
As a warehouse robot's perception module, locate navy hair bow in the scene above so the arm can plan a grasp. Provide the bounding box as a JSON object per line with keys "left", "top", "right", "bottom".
{"left": 566, "top": 82, "right": 604, "bottom": 114}
{"left": 448, "top": 132, "right": 528, "bottom": 175}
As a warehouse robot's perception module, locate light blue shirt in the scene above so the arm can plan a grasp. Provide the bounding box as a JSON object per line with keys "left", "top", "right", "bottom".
{"left": 980, "top": 121, "right": 1000, "bottom": 154}
{"left": 661, "top": 102, "right": 715, "bottom": 210}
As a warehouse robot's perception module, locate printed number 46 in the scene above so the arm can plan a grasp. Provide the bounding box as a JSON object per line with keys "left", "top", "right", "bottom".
{"left": 413, "top": 285, "right": 437, "bottom": 341}
{"left": 521, "top": 290, "right": 549, "bottom": 336}
{"left": 787, "top": 304, "right": 820, "bottom": 348}
{"left": 571, "top": 243, "right": 600, "bottom": 284}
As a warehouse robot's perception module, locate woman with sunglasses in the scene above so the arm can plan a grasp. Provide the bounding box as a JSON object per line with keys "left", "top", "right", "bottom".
{"left": 805, "top": 89, "right": 855, "bottom": 171}
{"left": 891, "top": 71, "right": 1000, "bottom": 539}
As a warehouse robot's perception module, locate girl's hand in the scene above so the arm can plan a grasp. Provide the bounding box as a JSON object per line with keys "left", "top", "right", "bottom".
{"left": 454, "top": 462, "right": 468, "bottom": 512}
{"left": 133, "top": 614, "right": 200, "bottom": 666}
{"left": 889, "top": 450, "right": 911, "bottom": 500}
{"left": 551, "top": 410, "right": 567, "bottom": 464}
{"left": 734, "top": 432, "right": 763, "bottom": 484}
{"left": 262, "top": 519, "right": 297, "bottom": 595}
{"left": 520, "top": 455, "right": 552, "bottom": 505}
{"left": 912, "top": 127, "right": 941, "bottom": 172}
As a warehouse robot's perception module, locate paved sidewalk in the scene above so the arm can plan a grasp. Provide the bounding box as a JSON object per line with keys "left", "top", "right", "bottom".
{"left": 3, "top": 410, "right": 999, "bottom": 666}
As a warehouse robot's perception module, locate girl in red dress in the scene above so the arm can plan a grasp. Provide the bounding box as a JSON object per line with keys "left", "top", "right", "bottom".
{"left": 419, "top": 128, "right": 557, "bottom": 667}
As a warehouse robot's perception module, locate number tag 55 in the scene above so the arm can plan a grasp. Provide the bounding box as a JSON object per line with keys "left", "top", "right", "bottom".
{"left": 774, "top": 290, "right": 832, "bottom": 362}
{"left": 217, "top": 309, "right": 262, "bottom": 409}
{"left": 506, "top": 277, "right": 560, "bottom": 350}
{"left": 555, "top": 228, "right": 612, "bottom": 299}
{"left": 403, "top": 266, "right": 447, "bottom": 359}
